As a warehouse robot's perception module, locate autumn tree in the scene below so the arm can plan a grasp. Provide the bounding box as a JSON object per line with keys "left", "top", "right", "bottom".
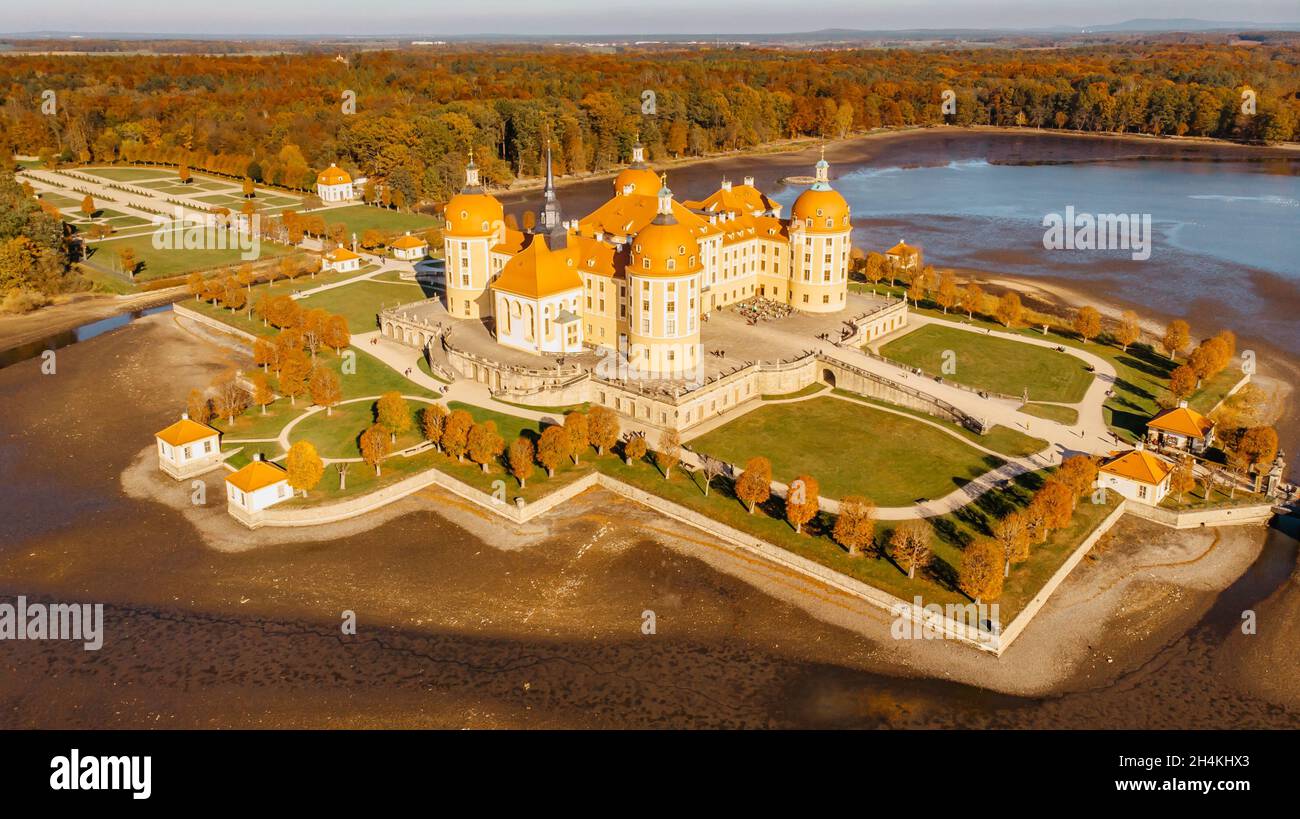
{"left": 995, "top": 291, "right": 1022, "bottom": 328}
{"left": 467, "top": 420, "right": 505, "bottom": 473}
{"left": 890, "top": 520, "right": 932, "bottom": 579}
{"left": 1073, "top": 306, "right": 1102, "bottom": 344}
{"left": 421, "top": 403, "right": 448, "bottom": 451}
{"left": 621, "top": 433, "right": 647, "bottom": 466}
{"left": 324, "top": 314, "right": 351, "bottom": 354}
{"left": 1169, "top": 457, "right": 1196, "bottom": 503}
{"left": 279, "top": 349, "right": 311, "bottom": 405}
{"left": 655, "top": 429, "right": 681, "bottom": 480}
{"left": 509, "top": 436, "right": 535, "bottom": 488}
{"left": 1056, "top": 454, "right": 1099, "bottom": 498}
{"left": 1116, "top": 309, "right": 1142, "bottom": 351}
{"left": 186, "top": 388, "right": 211, "bottom": 425}
{"left": 536, "top": 424, "right": 570, "bottom": 477}
{"left": 960, "top": 282, "right": 984, "bottom": 319}
{"left": 1034, "top": 478, "right": 1076, "bottom": 531}
{"left": 285, "top": 440, "right": 324, "bottom": 497}
{"left": 1162, "top": 319, "right": 1190, "bottom": 361}
{"left": 359, "top": 424, "right": 390, "bottom": 475}
{"left": 935, "top": 270, "right": 958, "bottom": 314}
{"left": 211, "top": 374, "right": 248, "bottom": 423}
{"left": 587, "top": 406, "right": 619, "bottom": 455}
{"left": 1236, "top": 426, "right": 1279, "bottom": 491}
{"left": 697, "top": 454, "right": 726, "bottom": 497}
{"left": 250, "top": 371, "right": 274, "bottom": 414}
{"left": 376, "top": 391, "right": 411, "bottom": 443}
{"left": 1168, "top": 364, "right": 1198, "bottom": 400}
{"left": 784, "top": 474, "right": 820, "bottom": 535}
{"left": 736, "top": 456, "right": 772, "bottom": 514}
{"left": 834, "top": 495, "right": 877, "bottom": 557}
{"left": 992, "top": 511, "right": 1030, "bottom": 577}
{"left": 300, "top": 307, "right": 329, "bottom": 362}
{"left": 442, "top": 409, "right": 474, "bottom": 462}
{"left": 253, "top": 337, "right": 277, "bottom": 372}
{"left": 309, "top": 366, "right": 342, "bottom": 415}
{"left": 80, "top": 194, "right": 94, "bottom": 217}
{"left": 564, "top": 410, "right": 589, "bottom": 464}
{"left": 960, "top": 538, "right": 1005, "bottom": 603}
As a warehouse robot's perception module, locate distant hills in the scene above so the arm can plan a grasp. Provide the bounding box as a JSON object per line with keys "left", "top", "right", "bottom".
{"left": 3, "top": 18, "right": 1298, "bottom": 42}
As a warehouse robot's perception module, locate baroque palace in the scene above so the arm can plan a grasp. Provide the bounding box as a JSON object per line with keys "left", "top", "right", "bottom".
{"left": 441, "top": 141, "right": 852, "bottom": 376}
{"left": 378, "top": 143, "right": 924, "bottom": 435}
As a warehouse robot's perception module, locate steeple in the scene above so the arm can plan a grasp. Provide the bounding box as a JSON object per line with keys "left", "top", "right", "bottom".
{"left": 652, "top": 174, "right": 677, "bottom": 225}
{"left": 811, "top": 145, "right": 831, "bottom": 191}
{"left": 536, "top": 140, "right": 566, "bottom": 249}
{"left": 631, "top": 132, "right": 646, "bottom": 168}
{"left": 463, "top": 147, "right": 482, "bottom": 192}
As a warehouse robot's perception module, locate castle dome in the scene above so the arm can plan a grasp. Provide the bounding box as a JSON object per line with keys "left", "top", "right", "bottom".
{"left": 790, "top": 148, "right": 849, "bottom": 232}
{"left": 629, "top": 177, "right": 701, "bottom": 277}
{"left": 444, "top": 150, "right": 503, "bottom": 238}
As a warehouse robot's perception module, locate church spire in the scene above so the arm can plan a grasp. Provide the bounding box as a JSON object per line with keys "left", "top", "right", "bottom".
{"left": 463, "top": 147, "right": 482, "bottom": 192}
{"left": 536, "top": 140, "right": 565, "bottom": 248}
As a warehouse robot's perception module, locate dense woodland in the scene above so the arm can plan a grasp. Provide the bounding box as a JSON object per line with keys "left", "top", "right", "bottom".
{"left": 1, "top": 43, "right": 1298, "bottom": 302}
{"left": 2, "top": 43, "right": 1298, "bottom": 206}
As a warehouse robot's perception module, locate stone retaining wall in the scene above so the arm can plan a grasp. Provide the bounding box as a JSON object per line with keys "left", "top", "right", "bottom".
{"left": 173, "top": 303, "right": 259, "bottom": 344}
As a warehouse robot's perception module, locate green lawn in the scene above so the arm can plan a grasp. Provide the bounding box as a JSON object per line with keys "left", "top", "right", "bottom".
{"left": 290, "top": 399, "right": 426, "bottom": 458}
{"left": 831, "top": 389, "right": 1047, "bottom": 458}
{"left": 316, "top": 204, "right": 441, "bottom": 236}
{"left": 761, "top": 383, "right": 828, "bottom": 401}
{"left": 81, "top": 166, "right": 173, "bottom": 182}
{"left": 86, "top": 231, "right": 294, "bottom": 281}
{"left": 1018, "top": 403, "right": 1080, "bottom": 425}
{"left": 296, "top": 279, "right": 425, "bottom": 334}
{"left": 689, "top": 395, "right": 1006, "bottom": 505}
{"left": 879, "top": 323, "right": 1094, "bottom": 403}
{"left": 856, "top": 282, "right": 1242, "bottom": 443}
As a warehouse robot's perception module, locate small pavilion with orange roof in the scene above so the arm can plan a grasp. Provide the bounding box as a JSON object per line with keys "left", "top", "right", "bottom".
{"left": 1146, "top": 400, "right": 1216, "bottom": 454}
{"left": 154, "top": 412, "right": 223, "bottom": 479}
{"left": 315, "top": 163, "right": 355, "bottom": 202}
{"left": 1098, "top": 444, "right": 1174, "bottom": 505}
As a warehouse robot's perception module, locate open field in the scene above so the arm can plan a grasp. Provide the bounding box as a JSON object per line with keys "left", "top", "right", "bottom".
{"left": 1018, "top": 402, "right": 1080, "bottom": 425}
{"left": 318, "top": 204, "right": 442, "bottom": 236}
{"left": 879, "top": 322, "right": 1094, "bottom": 403}
{"left": 296, "top": 279, "right": 425, "bottom": 334}
{"left": 689, "top": 395, "right": 1005, "bottom": 505}
{"left": 86, "top": 230, "right": 295, "bottom": 281}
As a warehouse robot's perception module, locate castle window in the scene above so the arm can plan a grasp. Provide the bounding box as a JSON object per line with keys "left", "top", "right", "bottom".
{"left": 666, "top": 259, "right": 675, "bottom": 271}
{"left": 642, "top": 258, "right": 650, "bottom": 269}
{"left": 678, "top": 245, "right": 685, "bottom": 255}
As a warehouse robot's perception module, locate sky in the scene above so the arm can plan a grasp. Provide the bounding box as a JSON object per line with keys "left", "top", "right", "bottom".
{"left": 3, "top": 0, "right": 1299, "bottom": 36}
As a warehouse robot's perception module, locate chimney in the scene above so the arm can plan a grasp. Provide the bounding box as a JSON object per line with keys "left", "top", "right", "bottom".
{"left": 1135, "top": 441, "right": 1145, "bottom": 452}
{"left": 255, "top": 452, "right": 265, "bottom": 462}
{"left": 181, "top": 411, "right": 189, "bottom": 420}
{"left": 743, "top": 175, "right": 754, "bottom": 187}
{"left": 720, "top": 178, "right": 732, "bottom": 192}
{"left": 1178, "top": 400, "right": 1188, "bottom": 409}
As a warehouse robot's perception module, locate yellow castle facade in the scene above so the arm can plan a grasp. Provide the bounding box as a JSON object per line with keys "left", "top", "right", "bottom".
{"left": 442, "top": 142, "right": 851, "bottom": 377}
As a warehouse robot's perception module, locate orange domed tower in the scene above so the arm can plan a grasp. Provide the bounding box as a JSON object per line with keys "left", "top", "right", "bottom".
{"left": 443, "top": 149, "right": 505, "bottom": 319}
{"left": 624, "top": 177, "right": 703, "bottom": 377}
{"left": 613, "top": 136, "right": 660, "bottom": 197}
{"left": 788, "top": 148, "right": 851, "bottom": 313}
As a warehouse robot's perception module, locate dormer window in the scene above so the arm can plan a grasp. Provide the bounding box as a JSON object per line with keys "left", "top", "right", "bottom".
{"left": 816, "top": 208, "right": 823, "bottom": 217}
{"left": 678, "top": 245, "right": 685, "bottom": 255}
{"left": 460, "top": 210, "right": 468, "bottom": 220}
{"left": 666, "top": 259, "right": 675, "bottom": 271}
{"left": 642, "top": 258, "right": 650, "bottom": 269}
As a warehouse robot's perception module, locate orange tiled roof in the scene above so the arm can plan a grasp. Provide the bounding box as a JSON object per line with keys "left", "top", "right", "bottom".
{"left": 1147, "top": 405, "right": 1214, "bottom": 438}
{"left": 225, "top": 460, "right": 288, "bottom": 493}
{"left": 390, "top": 233, "right": 426, "bottom": 250}
{"left": 887, "top": 240, "right": 919, "bottom": 256}
{"left": 577, "top": 194, "right": 718, "bottom": 244}
{"left": 317, "top": 164, "right": 352, "bottom": 185}
{"left": 325, "top": 247, "right": 360, "bottom": 262}
{"left": 156, "top": 418, "right": 219, "bottom": 447}
{"left": 1100, "top": 449, "right": 1172, "bottom": 486}
{"left": 491, "top": 234, "right": 584, "bottom": 299}
{"left": 685, "top": 183, "right": 777, "bottom": 216}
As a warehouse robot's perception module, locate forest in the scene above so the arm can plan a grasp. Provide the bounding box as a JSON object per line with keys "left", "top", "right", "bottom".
{"left": 2, "top": 42, "right": 1298, "bottom": 211}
